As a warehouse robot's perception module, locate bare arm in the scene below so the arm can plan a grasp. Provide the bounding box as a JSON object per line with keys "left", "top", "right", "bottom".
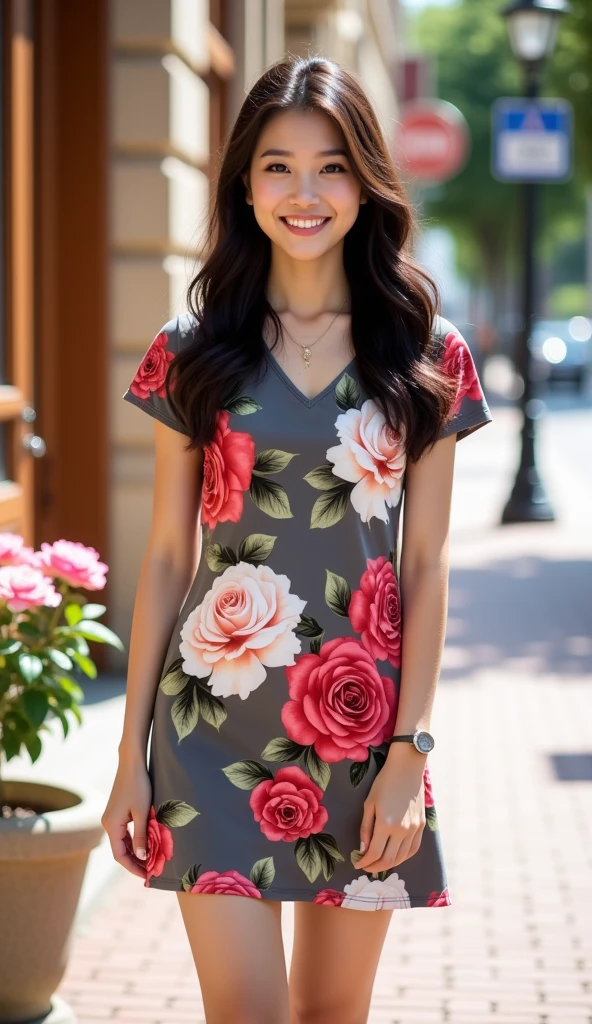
{"left": 356, "top": 431, "right": 457, "bottom": 874}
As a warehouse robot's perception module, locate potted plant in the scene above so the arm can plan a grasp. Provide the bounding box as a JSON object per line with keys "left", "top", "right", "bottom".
{"left": 0, "top": 533, "right": 124, "bottom": 1024}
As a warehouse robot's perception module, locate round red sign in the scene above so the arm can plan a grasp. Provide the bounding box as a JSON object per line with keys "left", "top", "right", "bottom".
{"left": 395, "top": 100, "right": 470, "bottom": 183}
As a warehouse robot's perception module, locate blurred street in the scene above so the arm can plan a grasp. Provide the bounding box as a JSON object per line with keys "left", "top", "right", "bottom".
{"left": 8, "top": 388, "right": 589, "bottom": 1024}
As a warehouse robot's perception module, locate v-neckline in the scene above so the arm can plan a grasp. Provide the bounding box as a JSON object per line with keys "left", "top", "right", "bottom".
{"left": 262, "top": 345, "right": 357, "bottom": 409}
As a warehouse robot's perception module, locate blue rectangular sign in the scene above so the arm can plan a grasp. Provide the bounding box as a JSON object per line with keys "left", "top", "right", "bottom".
{"left": 492, "top": 98, "right": 573, "bottom": 183}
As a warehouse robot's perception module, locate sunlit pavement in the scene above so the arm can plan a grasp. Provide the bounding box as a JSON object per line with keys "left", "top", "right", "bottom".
{"left": 39, "top": 392, "right": 592, "bottom": 1022}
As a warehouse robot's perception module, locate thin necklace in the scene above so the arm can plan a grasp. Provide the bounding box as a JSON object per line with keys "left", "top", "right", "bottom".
{"left": 277, "top": 296, "right": 349, "bottom": 368}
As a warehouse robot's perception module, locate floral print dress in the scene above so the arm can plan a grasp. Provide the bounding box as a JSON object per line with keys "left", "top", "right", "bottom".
{"left": 122, "top": 313, "right": 492, "bottom": 909}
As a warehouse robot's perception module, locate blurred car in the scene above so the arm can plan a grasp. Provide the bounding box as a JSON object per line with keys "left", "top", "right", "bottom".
{"left": 528, "top": 316, "right": 592, "bottom": 392}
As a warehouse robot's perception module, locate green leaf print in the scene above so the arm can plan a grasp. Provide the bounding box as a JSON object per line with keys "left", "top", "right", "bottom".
{"left": 335, "top": 372, "right": 361, "bottom": 412}
{"left": 237, "top": 533, "right": 276, "bottom": 563}
{"left": 261, "top": 737, "right": 307, "bottom": 762}
{"left": 370, "top": 745, "right": 388, "bottom": 772}
{"left": 156, "top": 800, "right": 199, "bottom": 828}
{"left": 250, "top": 857, "right": 276, "bottom": 891}
{"left": 303, "top": 463, "right": 340, "bottom": 491}
{"left": 249, "top": 476, "right": 293, "bottom": 519}
{"left": 426, "top": 806, "right": 439, "bottom": 831}
{"left": 221, "top": 759, "right": 274, "bottom": 790}
{"left": 181, "top": 862, "right": 202, "bottom": 891}
{"left": 310, "top": 483, "right": 352, "bottom": 529}
{"left": 295, "top": 836, "right": 322, "bottom": 883}
{"left": 350, "top": 848, "right": 363, "bottom": 867}
{"left": 224, "top": 395, "right": 261, "bottom": 415}
{"left": 195, "top": 685, "right": 227, "bottom": 731}
{"left": 349, "top": 757, "right": 370, "bottom": 788}
{"left": 315, "top": 832, "right": 345, "bottom": 880}
{"left": 325, "top": 569, "right": 352, "bottom": 617}
{"left": 205, "top": 543, "right": 238, "bottom": 572}
{"left": 252, "top": 449, "right": 298, "bottom": 475}
{"left": 160, "top": 659, "right": 190, "bottom": 695}
{"left": 309, "top": 635, "right": 323, "bottom": 655}
{"left": 294, "top": 614, "right": 324, "bottom": 638}
{"left": 172, "top": 684, "right": 200, "bottom": 742}
{"left": 303, "top": 746, "right": 331, "bottom": 791}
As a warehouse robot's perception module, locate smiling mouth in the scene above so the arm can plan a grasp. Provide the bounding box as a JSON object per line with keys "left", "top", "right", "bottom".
{"left": 280, "top": 216, "right": 331, "bottom": 234}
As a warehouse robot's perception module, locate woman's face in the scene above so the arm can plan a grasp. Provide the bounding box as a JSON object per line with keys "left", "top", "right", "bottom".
{"left": 244, "top": 108, "right": 366, "bottom": 261}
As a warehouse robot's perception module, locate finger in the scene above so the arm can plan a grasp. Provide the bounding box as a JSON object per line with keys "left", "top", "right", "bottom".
{"left": 131, "top": 809, "right": 148, "bottom": 861}
{"left": 356, "top": 827, "right": 389, "bottom": 872}
{"left": 391, "top": 834, "right": 414, "bottom": 868}
{"left": 362, "top": 833, "right": 402, "bottom": 874}
{"left": 104, "top": 818, "right": 147, "bottom": 879}
{"left": 358, "top": 801, "right": 375, "bottom": 857}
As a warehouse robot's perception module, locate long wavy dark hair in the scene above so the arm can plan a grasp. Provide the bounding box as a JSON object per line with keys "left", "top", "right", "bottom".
{"left": 168, "top": 55, "right": 457, "bottom": 463}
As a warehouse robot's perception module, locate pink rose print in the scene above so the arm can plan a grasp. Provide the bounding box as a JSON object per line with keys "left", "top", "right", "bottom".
{"left": 427, "top": 888, "right": 451, "bottom": 907}
{"left": 180, "top": 562, "right": 306, "bottom": 700}
{"left": 123, "top": 806, "right": 174, "bottom": 888}
{"left": 441, "top": 330, "right": 483, "bottom": 419}
{"left": 326, "top": 399, "right": 406, "bottom": 524}
{"left": 281, "top": 637, "right": 397, "bottom": 763}
{"left": 129, "top": 330, "right": 175, "bottom": 401}
{"left": 423, "top": 762, "right": 434, "bottom": 808}
{"left": 313, "top": 889, "right": 345, "bottom": 906}
{"left": 0, "top": 564, "right": 62, "bottom": 612}
{"left": 38, "top": 540, "right": 108, "bottom": 590}
{"left": 189, "top": 869, "right": 262, "bottom": 898}
{"left": 349, "top": 555, "right": 402, "bottom": 667}
{"left": 201, "top": 411, "right": 256, "bottom": 529}
{"left": 249, "top": 765, "right": 328, "bottom": 842}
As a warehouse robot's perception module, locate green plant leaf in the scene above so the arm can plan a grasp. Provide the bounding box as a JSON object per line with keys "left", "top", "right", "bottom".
{"left": 80, "top": 603, "right": 107, "bottom": 620}
{"left": 70, "top": 702, "right": 83, "bottom": 725}
{"left": 261, "top": 737, "right": 306, "bottom": 762}
{"left": 426, "top": 806, "right": 439, "bottom": 831}
{"left": 250, "top": 856, "right": 275, "bottom": 891}
{"left": 324, "top": 569, "right": 351, "bottom": 617}
{"left": 62, "top": 635, "right": 90, "bottom": 656}
{"left": 303, "top": 463, "right": 341, "bottom": 491}
{"left": 70, "top": 651, "right": 97, "bottom": 678}
{"left": 156, "top": 799, "right": 199, "bottom": 828}
{"left": 225, "top": 395, "right": 261, "bottom": 415}
{"left": 195, "top": 685, "right": 227, "bottom": 730}
{"left": 181, "top": 862, "right": 202, "bottom": 891}
{"left": 48, "top": 649, "right": 73, "bottom": 671}
{"left": 249, "top": 476, "right": 292, "bottom": 519}
{"left": 252, "top": 449, "right": 298, "bottom": 475}
{"left": 221, "top": 760, "right": 274, "bottom": 789}
{"left": 335, "top": 372, "right": 361, "bottom": 412}
{"left": 303, "top": 746, "right": 331, "bottom": 791}
{"left": 56, "top": 676, "right": 85, "bottom": 702}
{"left": 1, "top": 730, "right": 22, "bottom": 760}
{"left": 0, "top": 639, "right": 22, "bottom": 655}
{"left": 21, "top": 690, "right": 50, "bottom": 729}
{"left": 205, "top": 543, "right": 238, "bottom": 572}
{"left": 350, "top": 757, "right": 370, "bottom": 788}
{"left": 310, "top": 484, "right": 351, "bottom": 529}
{"left": 171, "top": 684, "right": 199, "bottom": 741}
{"left": 294, "top": 614, "right": 324, "bottom": 638}
{"left": 294, "top": 837, "right": 323, "bottom": 883}
{"left": 53, "top": 707, "right": 70, "bottom": 739}
{"left": 24, "top": 732, "right": 43, "bottom": 763}
{"left": 64, "top": 603, "right": 83, "bottom": 626}
{"left": 15, "top": 620, "right": 43, "bottom": 639}
{"left": 237, "top": 533, "right": 276, "bottom": 563}
{"left": 18, "top": 653, "right": 44, "bottom": 683}
{"left": 75, "top": 620, "right": 124, "bottom": 651}
{"left": 160, "top": 662, "right": 191, "bottom": 696}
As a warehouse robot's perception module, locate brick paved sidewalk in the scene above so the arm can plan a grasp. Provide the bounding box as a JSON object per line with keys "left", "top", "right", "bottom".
{"left": 56, "top": 406, "right": 592, "bottom": 1023}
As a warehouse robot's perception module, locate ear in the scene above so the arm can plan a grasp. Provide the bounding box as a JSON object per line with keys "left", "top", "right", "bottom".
{"left": 241, "top": 172, "right": 253, "bottom": 205}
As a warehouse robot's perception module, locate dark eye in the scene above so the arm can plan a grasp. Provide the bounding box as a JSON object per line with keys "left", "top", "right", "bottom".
{"left": 265, "top": 163, "right": 289, "bottom": 173}
{"left": 322, "top": 164, "right": 347, "bottom": 174}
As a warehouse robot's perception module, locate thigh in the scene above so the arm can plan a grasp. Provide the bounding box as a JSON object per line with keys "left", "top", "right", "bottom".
{"left": 289, "top": 901, "right": 393, "bottom": 1024}
{"left": 177, "top": 891, "right": 290, "bottom": 1024}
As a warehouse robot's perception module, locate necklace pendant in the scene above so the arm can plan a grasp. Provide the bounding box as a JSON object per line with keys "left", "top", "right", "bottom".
{"left": 302, "top": 346, "right": 312, "bottom": 367}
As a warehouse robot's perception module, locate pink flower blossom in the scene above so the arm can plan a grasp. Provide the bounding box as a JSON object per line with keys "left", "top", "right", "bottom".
{"left": 427, "top": 888, "right": 451, "bottom": 907}
{"left": 129, "top": 331, "right": 175, "bottom": 401}
{"left": 201, "top": 411, "right": 256, "bottom": 529}
{"left": 123, "top": 806, "right": 174, "bottom": 888}
{"left": 423, "top": 762, "right": 434, "bottom": 808}
{"left": 0, "top": 564, "right": 62, "bottom": 612}
{"left": 441, "top": 330, "right": 483, "bottom": 419}
{"left": 249, "top": 765, "right": 328, "bottom": 842}
{"left": 38, "top": 540, "right": 108, "bottom": 591}
{"left": 189, "top": 869, "right": 262, "bottom": 898}
{"left": 313, "top": 889, "right": 345, "bottom": 906}
{"left": 349, "top": 555, "right": 402, "bottom": 667}
{"left": 0, "top": 533, "right": 39, "bottom": 568}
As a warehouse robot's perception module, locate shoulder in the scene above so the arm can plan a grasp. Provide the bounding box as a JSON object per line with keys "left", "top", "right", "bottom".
{"left": 429, "top": 314, "right": 466, "bottom": 354}
{"left": 159, "top": 312, "right": 200, "bottom": 355}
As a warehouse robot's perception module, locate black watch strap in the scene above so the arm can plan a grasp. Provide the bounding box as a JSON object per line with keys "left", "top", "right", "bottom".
{"left": 388, "top": 734, "right": 415, "bottom": 743}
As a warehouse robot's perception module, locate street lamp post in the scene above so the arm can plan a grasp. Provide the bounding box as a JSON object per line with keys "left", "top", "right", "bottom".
{"left": 500, "top": 0, "right": 570, "bottom": 524}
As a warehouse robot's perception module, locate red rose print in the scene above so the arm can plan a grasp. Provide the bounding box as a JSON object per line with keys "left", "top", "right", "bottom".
{"left": 249, "top": 765, "right": 328, "bottom": 842}
{"left": 441, "top": 330, "right": 483, "bottom": 419}
{"left": 349, "top": 555, "right": 402, "bottom": 667}
{"left": 313, "top": 888, "right": 345, "bottom": 906}
{"left": 123, "top": 805, "right": 174, "bottom": 888}
{"left": 201, "top": 410, "right": 256, "bottom": 529}
{"left": 427, "top": 888, "right": 451, "bottom": 907}
{"left": 189, "top": 869, "right": 262, "bottom": 898}
{"left": 129, "top": 331, "right": 175, "bottom": 401}
{"left": 423, "top": 762, "right": 434, "bottom": 808}
{"left": 281, "top": 637, "right": 397, "bottom": 763}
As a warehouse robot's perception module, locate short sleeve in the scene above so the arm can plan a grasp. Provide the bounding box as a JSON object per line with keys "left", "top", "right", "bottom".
{"left": 433, "top": 317, "right": 493, "bottom": 442}
{"left": 122, "top": 314, "right": 196, "bottom": 435}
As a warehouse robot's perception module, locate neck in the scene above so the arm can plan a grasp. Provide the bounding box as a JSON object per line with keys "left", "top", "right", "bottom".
{"left": 265, "top": 240, "right": 350, "bottom": 319}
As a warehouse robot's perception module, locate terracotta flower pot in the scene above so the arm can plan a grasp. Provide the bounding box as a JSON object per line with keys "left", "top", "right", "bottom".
{"left": 0, "top": 780, "right": 105, "bottom": 1023}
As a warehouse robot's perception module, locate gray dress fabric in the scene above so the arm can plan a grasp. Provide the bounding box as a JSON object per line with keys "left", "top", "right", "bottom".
{"left": 122, "top": 312, "right": 492, "bottom": 909}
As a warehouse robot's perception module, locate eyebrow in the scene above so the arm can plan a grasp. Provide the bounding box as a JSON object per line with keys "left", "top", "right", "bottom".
{"left": 258, "top": 148, "right": 348, "bottom": 158}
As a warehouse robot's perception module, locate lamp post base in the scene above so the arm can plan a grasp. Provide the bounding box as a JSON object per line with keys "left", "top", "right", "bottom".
{"left": 501, "top": 467, "right": 555, "bottom": 523}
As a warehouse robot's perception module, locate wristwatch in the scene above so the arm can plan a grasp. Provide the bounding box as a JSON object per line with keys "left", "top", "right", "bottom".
{"left": 388, "top": 730, "right": 435, "bottom": 754}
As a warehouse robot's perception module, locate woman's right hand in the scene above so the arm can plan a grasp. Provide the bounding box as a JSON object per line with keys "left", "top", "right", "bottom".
{"left": 101, "top": 753, "right": 152, "bottom": 879}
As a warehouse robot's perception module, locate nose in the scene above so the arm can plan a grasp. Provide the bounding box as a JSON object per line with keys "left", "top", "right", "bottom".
{"left": 288, "top": 174, "right": 320, "bottom": 209}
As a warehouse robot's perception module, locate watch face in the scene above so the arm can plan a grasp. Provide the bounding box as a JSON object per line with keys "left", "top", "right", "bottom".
{"left": 416, "top": 731, "right": 434, "bottom": 753}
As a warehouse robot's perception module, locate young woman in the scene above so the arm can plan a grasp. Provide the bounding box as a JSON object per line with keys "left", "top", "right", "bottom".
{"left": 102, "top": 55, "right": 491, "bottom": 1024}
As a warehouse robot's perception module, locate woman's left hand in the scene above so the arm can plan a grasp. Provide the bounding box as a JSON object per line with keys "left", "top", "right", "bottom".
{"left": 355, "top": 745, "right": 427, "bottom": 874}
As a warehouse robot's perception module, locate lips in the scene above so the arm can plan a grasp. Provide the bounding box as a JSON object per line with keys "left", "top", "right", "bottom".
{"left": 280, "top": 216, "right": 331, "bottom": 236}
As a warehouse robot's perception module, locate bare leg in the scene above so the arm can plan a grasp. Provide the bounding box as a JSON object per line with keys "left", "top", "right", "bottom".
{"left": 177, "top": 892, "right": 290, "bottom": 1024}
{"left": 289, "top": 901, "right": 393, "bottom": 1024}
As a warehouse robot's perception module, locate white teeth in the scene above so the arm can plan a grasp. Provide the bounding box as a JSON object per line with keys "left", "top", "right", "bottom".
{"left": 284, "top": 217, "right": 327, "bottom": 228}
